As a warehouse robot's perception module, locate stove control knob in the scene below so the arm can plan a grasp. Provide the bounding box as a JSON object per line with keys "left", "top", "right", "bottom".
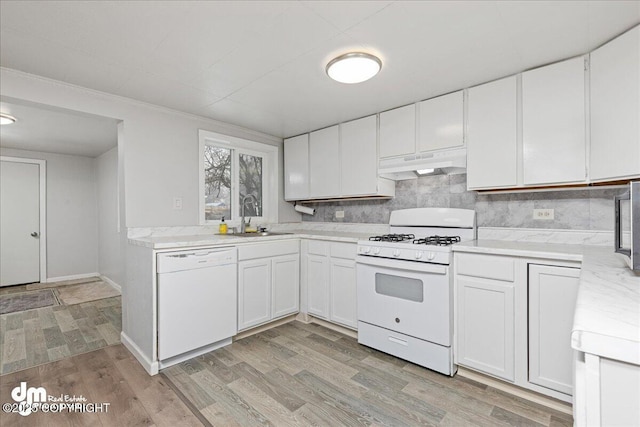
{"left": 393, "top": 250, "right": 400, "bottom": 257}
{"left": 363, "top": 247, "right": 371, "bottom": 254}
{"left": 415, "top": 252, "right": 423, "bottom": 260}
{"left": 373, "top": 247, "right": 380, "bottom": 255}
{"left": 427, "top": 252, "right": 436, "bottom": 260}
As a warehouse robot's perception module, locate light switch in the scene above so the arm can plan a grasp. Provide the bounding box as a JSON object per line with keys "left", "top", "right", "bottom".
{"left": 335, "top": 210, "right": 345, "bottom": 219}
{"left": 173, "top": 197, "right": 183, "bottom": 210}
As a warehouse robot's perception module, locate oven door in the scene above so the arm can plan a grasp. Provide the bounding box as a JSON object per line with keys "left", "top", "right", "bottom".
{"left": 356, "top": 255, "right": 451, "bottom": 346}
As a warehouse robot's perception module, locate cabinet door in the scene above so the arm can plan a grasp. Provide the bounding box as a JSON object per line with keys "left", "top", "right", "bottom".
{"left": 309, "top": 125, "right": 340, "bottom": 198}
{"left": 418, "top": 91, "right": 464, "bottom": 152}
{"left": 467, "top": 77, "right": 518, "bottom": 189}
{"left": 238, "top": 259, "right": 271, "bottom": 330}
{"left": 329, "top": 258, "right": 357, "bottom": 329}
{"left": 457, "top": 276, "right": 515, "bottom": 381}
{"left": 284, "top": 134, "right": 309, "bottom": 200}
{"left": 522, "top": 57, "right": 586, "bottom": 185}
{"left": 340, "top": 115, "right": 377, "bottom": 196}
{"left": 272, "top": 254, "right": 300, "bottom": 319}
{"left": 379, "top": 104, "right": 416, "bottom": 158}
{"left": 306, "top": 254, "right": 329, "bottom": 319}
{"left": 528, "top": 264, "right": 580, "bottom": 395}
{"left": 590, "top": 26, "right": 640, "bottom": 182}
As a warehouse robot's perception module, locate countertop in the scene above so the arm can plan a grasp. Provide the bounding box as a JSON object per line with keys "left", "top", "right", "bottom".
{"left": 128, "top": 229, "right": 372, "bottom": 250}
{"left": 453, "top": 240, "right": 640, "bottom": 365}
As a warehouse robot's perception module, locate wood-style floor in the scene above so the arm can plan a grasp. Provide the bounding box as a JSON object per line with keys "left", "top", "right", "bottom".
{"left": 0, "top": 344, "right": 201, "bottom": 427}
{"left": 163, "top": 321, "right": 574, "bottom": 427}
{"left": 1, "top": 318, "right": 574, "bottom": 426}
{"left": 0, "top": 295, "right": 121, "bottom": 374}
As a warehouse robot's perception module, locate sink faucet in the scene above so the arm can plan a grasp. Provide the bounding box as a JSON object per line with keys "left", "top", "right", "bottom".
{"left": 240, "top": 194, "right": 258, "bottom": 233}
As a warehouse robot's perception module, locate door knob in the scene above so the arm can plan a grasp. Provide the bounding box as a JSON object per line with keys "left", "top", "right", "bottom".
{"left": 30, "top": 232, "right": 39, "bottom": 238}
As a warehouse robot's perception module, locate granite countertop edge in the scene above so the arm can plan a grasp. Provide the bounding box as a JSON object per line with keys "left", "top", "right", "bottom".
{"left": 128, "top": 230, "right": 371, "bottom": 249}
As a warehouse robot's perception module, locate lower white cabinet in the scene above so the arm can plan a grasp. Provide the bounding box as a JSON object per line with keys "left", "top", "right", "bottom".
{"left": 306, "top": 253, "right": 330, "bottom": 319}
{"left": 528, "top": 264, "right": 580, "bottom": 396}
{"left": 303, "top": 240, "right": 357, "bottom": 329}
{"left": 238, "top": 258, "right": 272, "bottom": 329}
{"left": 456, "top": 275, "right": 515, "bottom": 381}
{"left": 574, "top": 352, "right": 640, "bottom": 427}
{"left": 238, "top": 241, "right": 299, "bottom": 331}
{"left": 329, "top": 258, "right": 358, "bottom": 329}
{"left": 454, "top": 252, "right": 580, "bottom": 403}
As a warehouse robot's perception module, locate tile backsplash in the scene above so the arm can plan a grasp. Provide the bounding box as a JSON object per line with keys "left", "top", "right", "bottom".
{"left": 301, "top": 174, "right": 624, "bottom": 231}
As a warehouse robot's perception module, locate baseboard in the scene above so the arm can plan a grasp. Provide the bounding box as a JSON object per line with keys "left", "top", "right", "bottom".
{"left": 309, "top": 316, "right": 358, "bottom": 339}
{"left": 100, "top": 275, "right": 121, "bottom": 293}
{"left": 120, "top": 332, "right": 159, "bottom": 376}
{"left": 45, "top": 272, "right": 99, "bottom": 283}
{"left": 457, "top": 366, "right": 573, "bottom": 415}
{"left": 234, "top": 314, "right": 298, "bottom": 340}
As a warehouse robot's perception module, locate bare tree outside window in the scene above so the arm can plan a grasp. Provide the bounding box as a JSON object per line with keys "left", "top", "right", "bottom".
{"left": 203, "top": 145, "right": 264, "bottom": 221}
{"left": 239, "top": 153, "right": 262, "bottom": 216}
{"left": 204, "top": 146, "right": 231, "bottom": 220}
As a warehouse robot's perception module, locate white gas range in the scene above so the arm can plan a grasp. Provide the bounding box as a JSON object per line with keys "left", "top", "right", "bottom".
{"left": 356, "top": 208, "right": 476, "bottom": 376}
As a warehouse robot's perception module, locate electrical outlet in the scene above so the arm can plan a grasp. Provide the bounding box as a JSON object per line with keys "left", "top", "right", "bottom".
{"left": 335, "top": 210, "right": 345, "bottom": 219}
{"left": 533, "top": 208, "right": 554, "bottom": 220}
{"left": 173, "top": 197, "right": 183, "bottom": 210}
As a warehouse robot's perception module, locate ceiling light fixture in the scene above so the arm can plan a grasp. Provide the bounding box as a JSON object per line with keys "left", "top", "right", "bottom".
{"left": 326, "top": 52, "right": 382, "bottom": 84}
{"left": 0, "top": 114, "right": 17, "bottom": 125}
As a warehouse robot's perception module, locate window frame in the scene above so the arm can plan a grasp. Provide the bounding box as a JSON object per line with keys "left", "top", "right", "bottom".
{"left": 199, "top": 130, "right": 278, "bottom": 225}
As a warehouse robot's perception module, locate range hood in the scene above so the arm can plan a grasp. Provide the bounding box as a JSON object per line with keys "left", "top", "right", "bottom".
{"left": 378, "top": 147, "right": 467, "bottom": 180}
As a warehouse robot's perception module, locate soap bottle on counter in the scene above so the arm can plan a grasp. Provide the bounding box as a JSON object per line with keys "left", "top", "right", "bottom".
{"left": 219, "top": 217, "right": 227, "bottom": 234}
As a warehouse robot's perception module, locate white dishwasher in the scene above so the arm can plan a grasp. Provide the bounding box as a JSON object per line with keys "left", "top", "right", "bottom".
{"left": 157, "top": 247, "right": 237, "bottom": 366}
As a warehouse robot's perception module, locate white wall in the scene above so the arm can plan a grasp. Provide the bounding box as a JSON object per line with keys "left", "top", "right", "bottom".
{"left": 97, "top": 146, "right": 125, "bottom": 287}
{"left": 0, "top": 147, "right": 99, "bottom": 280}
{"left": 0, "top": 68, "right": 297, "bottom": 227}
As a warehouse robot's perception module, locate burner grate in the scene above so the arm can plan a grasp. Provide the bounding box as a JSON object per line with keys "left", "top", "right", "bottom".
{"left": 369, "top": 233, "right": 415, "bottom": 242}
{"left": 413, "top": 235, "right": 461, "bottom": 246}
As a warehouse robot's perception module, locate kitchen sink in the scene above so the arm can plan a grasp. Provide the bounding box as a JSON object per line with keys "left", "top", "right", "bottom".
{"left": 228, "top": 231, "right": 293, "bottom": 237}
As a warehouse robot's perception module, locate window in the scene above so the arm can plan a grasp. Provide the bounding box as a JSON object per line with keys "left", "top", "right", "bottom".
{"left": 199, "top": 130, "right": 277, "bottom": 224}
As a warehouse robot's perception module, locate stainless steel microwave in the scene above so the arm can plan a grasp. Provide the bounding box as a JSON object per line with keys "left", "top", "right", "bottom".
{"left": 615, "top": 181, "right": 640, "bottom": 272}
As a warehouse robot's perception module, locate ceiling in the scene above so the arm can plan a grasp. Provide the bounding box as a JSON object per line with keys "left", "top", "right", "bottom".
{"left": 1, "top": 1, "right": 638, "bottom": 139}
{"left": 0, "top": 99, "right": 119, "bottom": 157}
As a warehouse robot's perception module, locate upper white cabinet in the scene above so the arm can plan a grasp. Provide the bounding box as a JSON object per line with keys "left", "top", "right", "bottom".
{"left": 590, "top": 25, "right": 640, "bottom": 182}
{"left": 283, "top": 134, "right": 309, "bottom": 200}
{"left": 284, "top": 116, "right": 394, "bottom": 201}
{"left": 522, "top": 56, "right": 586, "bottom": 186}
{"left": 340, "top": 115, "right": 378, "bottom": 196}
{"left": 467, "top": 76, "right": 518, "bottom": 190}
{"left": 379, "top": 104, "right": 416, "bottom": 158}
{"left": 309, "top": 125, "right": 341, "bottom": 198}
{"left": 418, "top": 91, "right": 464, "bottom": 152}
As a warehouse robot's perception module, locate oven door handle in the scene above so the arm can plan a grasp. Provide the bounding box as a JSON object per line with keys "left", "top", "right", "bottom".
{"left": 356, "top": 255, "right": 447, "bottom": 274}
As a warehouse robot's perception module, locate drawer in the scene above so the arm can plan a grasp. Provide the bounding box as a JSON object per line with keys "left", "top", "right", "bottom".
{"left": 358, "top": 322, "right": 453, "bottom": 376}
{"left": 330, "top": 242, "right": 357, "bottom": 260}
{"left": 238, "top": 240, "right": 299, "bottom": 261}
{"left": 306, "top": 239, "right": 329, "bottom": 256}
{"left": 456, "top": 253, "right": 515, "bottom": 282}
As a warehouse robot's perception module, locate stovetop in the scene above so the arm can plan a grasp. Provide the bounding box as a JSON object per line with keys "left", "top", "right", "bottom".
{"left": 357, "top": 208, "right": 476, "bottom": 264}
{"left": 367, "top": 234, "right": 462, "bottom": 246}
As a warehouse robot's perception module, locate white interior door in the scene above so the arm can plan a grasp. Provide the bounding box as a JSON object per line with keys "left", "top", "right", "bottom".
{"left": 1, "top": 160, "right": 41, "bottom": 286}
